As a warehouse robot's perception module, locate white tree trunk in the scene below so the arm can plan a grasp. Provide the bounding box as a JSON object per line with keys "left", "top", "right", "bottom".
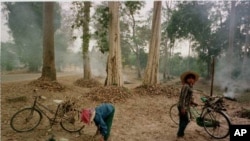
{"left": 106, "top": 2, "right": 123, "bottom": 86}
{"left": 143, "top": 1, "right": 162, "bottom": 85}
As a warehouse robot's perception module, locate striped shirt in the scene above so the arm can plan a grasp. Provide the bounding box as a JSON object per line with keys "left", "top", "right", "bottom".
{"left": 178, "top": 84, "right": 193, "bottom": 110}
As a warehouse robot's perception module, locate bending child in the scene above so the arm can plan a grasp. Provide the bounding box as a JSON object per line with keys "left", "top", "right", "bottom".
{"left": 81, "top": 103, "right": 115, "bottom": 141}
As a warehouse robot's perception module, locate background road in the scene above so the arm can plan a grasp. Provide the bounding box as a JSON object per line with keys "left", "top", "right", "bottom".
{"left": 1, "top": 72, "right": 81, "bottom": 83}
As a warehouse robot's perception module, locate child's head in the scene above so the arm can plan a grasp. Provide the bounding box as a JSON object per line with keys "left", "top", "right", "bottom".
{"left": 185, "top": 74, "right": 196, "bottom": 85}
{"left": 81, "top": 108, "right": 96, "bottom": 125}
{"left": 180, "top": 71, "right": 199, "bottom": 85}
{"left": 81, "top": 109, "right": 91, "bottom": 124}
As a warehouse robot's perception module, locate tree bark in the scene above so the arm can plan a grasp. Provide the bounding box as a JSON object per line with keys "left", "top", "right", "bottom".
{"left": 225, "top": 1, "right": 236, "bottom": 79}
{"left": 143, "top": 1, "right": 162, "bottom": 85}
{"left": 41, "top": 2, "right": 56, "bottom": 81}
{"left": 82, "top": 1, "right": 91, "bottom": 80}
{"left": 228, "top": 1, "right": 236, "bottom": 56}
{"left": 106, "top": 2, "right": 123, "bottom": 86}
{"left": 131, "top": 14, "right": 142, "bottom": 79}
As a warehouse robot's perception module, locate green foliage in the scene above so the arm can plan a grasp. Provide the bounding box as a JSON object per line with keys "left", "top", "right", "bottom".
{"left": 167, "top": 2, "right": 212, "bottom": 42}
{"left": 160, "top": 53, "right": 206, "bottom": 77}
{"left": 138, "top": 48, "right": 148, "bottom": 69}
{"left": 124, "top": 1, "right": 145, "bottom": 15}
{"left": 93, "top": 4, "right": 110, "bottom": 53}
{"left": 165, "top": 1, "right": 226, "bottom": 77}
{"left": 165, "top": 1, "right": 250, "bottom": 78}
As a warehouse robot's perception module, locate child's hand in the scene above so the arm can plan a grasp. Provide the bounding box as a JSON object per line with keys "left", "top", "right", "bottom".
{"left": 99, "top": 136, "right": 104, "bottom": 141}
{"left": 180, "top": 108, "right": 186, "bottom": 115}
{"left": 191, "top": 103, "right": 198, "bottom": 107}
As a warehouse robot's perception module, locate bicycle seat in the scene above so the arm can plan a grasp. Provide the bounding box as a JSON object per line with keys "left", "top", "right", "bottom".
{"left": 53, "top": 99, "right": 64, "bottom": 104}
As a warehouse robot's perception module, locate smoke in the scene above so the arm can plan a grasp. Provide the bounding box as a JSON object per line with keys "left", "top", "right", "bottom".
{"left": 89, "top": 49, "right": 107, "bottom": 77}
{"left": 215, "top": 54, "right": 250, "bottom": 98}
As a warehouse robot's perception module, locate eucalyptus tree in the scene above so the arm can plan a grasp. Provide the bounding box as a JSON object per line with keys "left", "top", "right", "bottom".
{"left": 40, "top": 2, "right": 56, "bottom": 81}
{"left": 71, "top": 1, "right": 92, "bottom": 79}
{"left": 4, "top": 2, "right": 61, "bottom": 72}
{"left": 143, "top": 1, "right": 162, "bottom": 85}
{"left": 122, "top": 1, "right": 145, "bottom": 79}
{"left": 105, "top": 1, "right": 123, "bottom": 86}
{"left": 160, "top": 1, "right": 175, "bottom": 80}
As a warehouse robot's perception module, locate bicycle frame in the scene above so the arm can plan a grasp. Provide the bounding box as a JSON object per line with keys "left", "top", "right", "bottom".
{"left": 31, "top": 96, "right": 62, "bottom": 127}
{"left": 169, "top": 96, "right": 230, "bottom": 139}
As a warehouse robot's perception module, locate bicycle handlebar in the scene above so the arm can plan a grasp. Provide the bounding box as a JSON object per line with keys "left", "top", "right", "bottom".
{"left": 32, "top": 89, "right": 47, "bottom": 100}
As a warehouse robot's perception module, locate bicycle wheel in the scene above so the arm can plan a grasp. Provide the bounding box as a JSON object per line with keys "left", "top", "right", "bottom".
{"left": 202, "top": 110, "right": 230, "bottom": 139}
{"left": 169, "top": 103, "right": 179, "bottom": 125}
{"left": 10, "top": 108, "right": 42, "bottom": 132}
{"left": 60, "top": 110, "right": 85, "bottom": 132}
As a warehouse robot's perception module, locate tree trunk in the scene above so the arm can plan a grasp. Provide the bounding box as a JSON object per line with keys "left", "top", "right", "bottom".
{"left": 82, "top": 1, "right": 91, "bottom": 80}
{"left": 228, "top": 1, "right": 236, "bottom": 56}
{"left": 131, "top": 14, "right": 142, "bottom": 79}
{"left": 241, "top": 21, "right": 249, "bottom": 80}
{"left": 162, "top": 34, "right": 169, "bottom": 80}
{"left": 105, "top": 2, "right": 123, "bottom": 86}
{"left": 41, "top": 2, "right": 56, "bottom": 81}
{"left": 143, "top": 1, "right": 162, "bottom": 85}
{"left": 225, "top": 1, "right": 236, "bottom": 79}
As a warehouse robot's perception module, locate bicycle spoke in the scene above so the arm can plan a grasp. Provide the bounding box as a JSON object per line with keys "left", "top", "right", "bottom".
{"left": 60, "top": 110, "right": 85, "bottom": 132}
{"left": 203, "top": 110, "right": 230, "bottom": 139}
{"left": 10, "top": 108, "right": 42, "bottom": 132}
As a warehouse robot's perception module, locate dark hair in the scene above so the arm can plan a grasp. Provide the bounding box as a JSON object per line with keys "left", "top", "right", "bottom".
{"left": 184, "top": 74, "right": 196, "bottom": 83}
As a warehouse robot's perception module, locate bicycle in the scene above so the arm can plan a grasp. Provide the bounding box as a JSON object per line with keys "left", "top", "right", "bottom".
{"left": 10, "top": 89, "right": 85, "bottom": 133}
{"left": 169, "top": 95, "right": 231, "bottom": 139}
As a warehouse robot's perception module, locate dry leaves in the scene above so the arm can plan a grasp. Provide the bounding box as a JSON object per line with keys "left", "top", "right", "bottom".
{"left": 74, "top": 78, "right": 102, "bottom": 88}
{"left": 234, "top": 108, "right": 250, "bottom": 119}
{"left": 134, "top": 84, "right": 180, "bottom": 98}
{"left": 86, "top": 86, "right": 132, "bottom": 103}
{"left": 28, "top": 79, "right": 65, "bottom": 92}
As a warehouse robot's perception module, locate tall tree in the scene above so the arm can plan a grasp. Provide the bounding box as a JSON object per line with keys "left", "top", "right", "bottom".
{"left": 40, "top": 2, "right": 56, "bottom": 81}
{"left": 124, "top": 1, "right": 145, "bottom": 79}
{"left": 161, "top": 1, "right": 174, "bottom": 80}
{"left": 82, "top": 2, "right": 91, "bottom": 79}
{"left": 105, "top": 2, "right": 123, "bottom": 86}
{"left": 166, "top": 1, "right": 218, "bottom": 78}
{"left": 143, "top": 1, "right": 162, "bottom": 85}
{"left": 227, "top": 1, "right": 236, "bottom": 58}
{"left": 4, "top": 2, "right": 61, "bottom": 72}
{"left": 71, "top": 2, "right": 92, "bottom": 79}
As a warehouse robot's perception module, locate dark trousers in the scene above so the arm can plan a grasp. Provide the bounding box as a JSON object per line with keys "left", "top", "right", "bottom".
{"left": 177, "top": 106, "right": 189, "bottom": 137}
{"left": 104, "top": 108, "right": 115, "bottom": 141}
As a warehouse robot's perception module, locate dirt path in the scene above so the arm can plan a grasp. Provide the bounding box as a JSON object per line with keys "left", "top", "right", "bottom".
{"left": 1, "top": 74, "right": 250, "bottom": 141}
{"left": 1, "top": 72, "right": 82, "bottom": 83}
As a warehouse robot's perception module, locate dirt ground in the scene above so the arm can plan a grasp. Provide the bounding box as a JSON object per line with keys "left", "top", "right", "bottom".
{"left": 1, "top": 70, "right": 250, "bottom": 141}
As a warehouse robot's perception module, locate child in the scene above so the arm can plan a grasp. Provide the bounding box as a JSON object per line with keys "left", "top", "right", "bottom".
{"left": 177, "top": 71, "right": 199, "bottom": 139}
{"left": 81, "top": 103, "right": 115, "bottom": 141}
